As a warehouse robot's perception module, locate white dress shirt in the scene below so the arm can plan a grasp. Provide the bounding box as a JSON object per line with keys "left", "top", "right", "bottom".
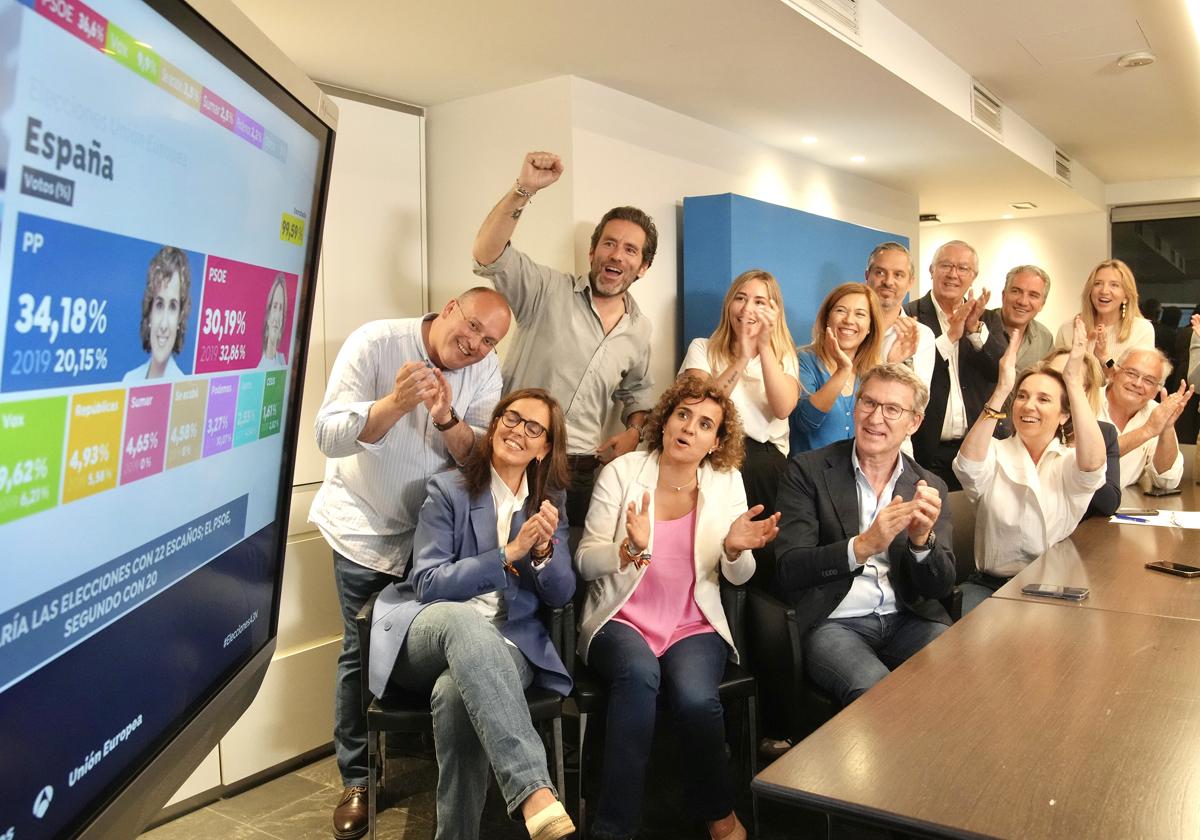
{"left": 880, "top": 319, "right": 936, "bottom": 457}
{"left": 830, "top": 448, "right": 930, "bottom": 618}
{"left": 679, "top": 337, "right": 799, "bottom": 456}
{"left": 933, "top": 304, "right": 988, "bottom": 441}
{"left": 1098, "top": 390, "right": 1183, "bottom": 490}
{"left": 953, "top": 437, "right": 1106, "bottom": 578}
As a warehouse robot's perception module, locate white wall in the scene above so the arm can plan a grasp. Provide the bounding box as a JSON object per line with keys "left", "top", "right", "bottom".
{"left": 1107, "top": 177, "right": 1200, "bottom": 207}
{"left": 426, "top": 75, "right": 919, "bottom": 412}
{"left": 918, "top": 211, "right": 1108, "bottom": 336}
{"left": 425, "top": 77, "right": 576, "bottom": 307}
{"left": 568, "top": 76, "right": 918, "bottom": 398}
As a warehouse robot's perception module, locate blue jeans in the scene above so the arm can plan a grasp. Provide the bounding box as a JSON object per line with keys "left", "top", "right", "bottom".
{"left": 804, "top": 612, "right": 946, "bottom": 707}
{"left": 332, "top": 551, "right": 401, "bottom": 787}
{"left": 588, "top": 622, "right": 733, "bottom": 840}
{"left": 390, "top": 602, "right": 553, "bottom": 840}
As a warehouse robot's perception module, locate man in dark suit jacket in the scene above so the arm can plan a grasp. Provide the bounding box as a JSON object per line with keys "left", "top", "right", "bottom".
{"left": 904, "top": 240, "right": 1006, "bottom": 489}
{"left": 774, "top": 362, "right": 957, "bottom": 707}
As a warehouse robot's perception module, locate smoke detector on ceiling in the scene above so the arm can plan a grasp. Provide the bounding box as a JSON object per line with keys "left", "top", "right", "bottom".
{"left": 1117, "top": 51, "right": 1156, "bottom": 69}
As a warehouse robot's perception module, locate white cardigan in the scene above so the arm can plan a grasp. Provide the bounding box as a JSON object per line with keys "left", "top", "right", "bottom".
{"left": 575, "top": 450, "right": 755, "bottom": 663}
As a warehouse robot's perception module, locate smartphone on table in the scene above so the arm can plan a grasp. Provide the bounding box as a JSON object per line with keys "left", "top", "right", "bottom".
{"left": 1145, "top": 561, "right": 1200, "bottom": 578}
{"left": 1021, "top": 583, "right": 1090, "bottom": 601}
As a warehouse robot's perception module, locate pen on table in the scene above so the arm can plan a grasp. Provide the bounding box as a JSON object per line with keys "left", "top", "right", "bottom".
{"left": 1114, "top": 513, "right": 1148, "bottom": 523}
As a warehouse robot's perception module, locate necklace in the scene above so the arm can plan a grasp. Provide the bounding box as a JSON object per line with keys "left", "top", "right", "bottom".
{"left": 659, "top": 474, "right": 697, "bottom": 492}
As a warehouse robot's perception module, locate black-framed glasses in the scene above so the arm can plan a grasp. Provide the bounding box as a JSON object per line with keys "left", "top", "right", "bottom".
{"left": 455, "top": 299, "right": 500, "bottom": 349}
{"left": 857, "top": 396, "right": 914, "bottom": 422}
{"left": 500, "top": 409, "right": 546, "bottom": 438}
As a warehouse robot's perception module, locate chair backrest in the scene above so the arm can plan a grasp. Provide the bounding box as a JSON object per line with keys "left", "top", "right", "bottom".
{"left": 355, "top": 591, "right": 381, "bottom": 713}
{"left": 946, "top": 490, "right": 977, "bottom": 584}
{"left": 1180, "top": 442, "right": 1195, "bottom": 483}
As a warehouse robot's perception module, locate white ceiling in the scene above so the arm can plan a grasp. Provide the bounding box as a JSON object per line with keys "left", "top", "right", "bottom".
{"left": 878, "top": 0, "right": 1200, "bottom": 185}
{"left": 233, "top": 0, "right": 1199, "bottom": 223}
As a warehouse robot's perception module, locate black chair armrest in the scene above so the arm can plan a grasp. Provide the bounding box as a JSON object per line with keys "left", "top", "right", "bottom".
{"left": 561, "top": 602, "right": 577, "bottom": 678}
{"left": 940, "top": 586, "right": 963, "bottom": 622}
{"left": 746, "top": 586, "right": 806, "bottom": 739}
{"left": 355, "top": 591, "right": 381, "bottom": 715}
{"left": 720, "top": 579, "right": 748, "bottom": 655}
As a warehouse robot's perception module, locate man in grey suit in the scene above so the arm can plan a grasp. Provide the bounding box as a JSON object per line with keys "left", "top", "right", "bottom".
{"left": 774, "top": 362, "right": 956, "bottom": 707}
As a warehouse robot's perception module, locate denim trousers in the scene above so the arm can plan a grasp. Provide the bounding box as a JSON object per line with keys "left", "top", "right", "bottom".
{"left": 390, "top": 601, "right": 554, "bottom": 840}
{"left": 804, "top": 611, "right": 947, "bottom": 707}
{"left": 332, "top": 551, "right": 401, "bottom": 787}
{"left": 588, "top": 621, "right": 732, "bottom": 840}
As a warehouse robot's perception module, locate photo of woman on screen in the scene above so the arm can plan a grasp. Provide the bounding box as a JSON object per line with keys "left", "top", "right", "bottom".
{"left": 123, "top": 246, "right": 191, "bottom": 382}
{"left": 259, "top": 272, "right": 289, "bottom": 369}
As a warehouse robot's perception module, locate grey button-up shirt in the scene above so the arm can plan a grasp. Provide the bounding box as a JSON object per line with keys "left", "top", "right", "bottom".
{"left": 474, "top": 245, "right": 654, "bottom": 454}
{"left": 982, "top": 308, "right": 1054, "bottom": 373}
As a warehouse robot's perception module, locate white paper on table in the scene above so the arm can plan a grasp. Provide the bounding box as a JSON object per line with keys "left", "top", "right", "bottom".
{"left": 1109, "top": 511, "right": 1200, "bottom": 529}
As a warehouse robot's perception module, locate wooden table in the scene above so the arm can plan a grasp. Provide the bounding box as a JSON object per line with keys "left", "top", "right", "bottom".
{"left": 994, "top": 483, "right": 1200, "bottom": 621}
{"left": 752, "top": 597, "right": 1200, "bottom": 839}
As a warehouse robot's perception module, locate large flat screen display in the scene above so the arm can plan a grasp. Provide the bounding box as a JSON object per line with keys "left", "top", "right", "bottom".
{"left": 0, "top": 0, "right": 334, "bottom": 836}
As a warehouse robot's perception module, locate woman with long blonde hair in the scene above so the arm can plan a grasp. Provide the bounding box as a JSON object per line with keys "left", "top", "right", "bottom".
{"left": 1054, "top": 259, "right": 1154, "bottom": 369}
{"left": 680, "top": 269, "right": 797, "bottom": 578}
{"left": 790, "top": 282, "right": 884, "bottom": 453}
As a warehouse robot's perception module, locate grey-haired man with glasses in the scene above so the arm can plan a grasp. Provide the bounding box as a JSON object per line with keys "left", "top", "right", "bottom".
{"left": 1100, "top": 347, "right": 1195, "bottom": 490}
{"left": 773, "top": 362, "right": 956, "bottom": 708}
{"left": 905, "top": 240, "right": 1006, "bottom": 489}
{"left": 310, "top": 286, "right": 511, "bottom": 840}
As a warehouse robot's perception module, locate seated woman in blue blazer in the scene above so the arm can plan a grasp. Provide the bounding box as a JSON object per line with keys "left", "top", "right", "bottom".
{"left": 368, "top": 388, "right": 576, "bottom": 840}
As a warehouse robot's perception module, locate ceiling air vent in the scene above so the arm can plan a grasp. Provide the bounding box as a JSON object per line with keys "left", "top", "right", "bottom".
{"left": 778, "top": 0, "right": 860, "bottom": 45}
{"left": 970, "top": 80, "right": 1003, "bottom": 139}
{"left": 1054, "top": 148, "right": 1072, "bottom": 184}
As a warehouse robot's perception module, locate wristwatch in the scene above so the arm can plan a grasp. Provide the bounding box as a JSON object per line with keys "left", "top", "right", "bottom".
{"left": 433, "top": 406, "right": 460, "bottom": 431}
{"left": 908, "top": 530, "right": 936, "bottom": 552}
{"left": 981, "top": 404, "right": 1007, "bottom": 421}
{"left": 620, "top": 539, "right": 651, "bottom": 569}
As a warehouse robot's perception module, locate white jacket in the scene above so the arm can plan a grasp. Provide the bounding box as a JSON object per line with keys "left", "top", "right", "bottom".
{"left": 575, "top": 450, "right": 755, "bottom": 663}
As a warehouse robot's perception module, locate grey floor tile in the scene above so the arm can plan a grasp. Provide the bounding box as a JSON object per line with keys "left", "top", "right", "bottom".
{"left": 293, "top": 754, "right": 341, "bottom": 789}
{"left": 251, "top": 789, "right": 434, "bottom": 840}
{"left": 209, "top": 771, "right": 330, "bottom": 825}
{"left": 139, "top": 808, "right": 277, "bottom": 840}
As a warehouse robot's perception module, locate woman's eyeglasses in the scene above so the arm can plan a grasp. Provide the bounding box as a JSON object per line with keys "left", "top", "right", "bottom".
{"left": 500, "top": 409, "right": 546, "bottom": 438}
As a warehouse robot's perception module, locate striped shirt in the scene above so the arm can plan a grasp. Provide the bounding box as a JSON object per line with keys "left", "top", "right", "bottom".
{"left": 309, "top": 317, "right": 502, "bottom": 575}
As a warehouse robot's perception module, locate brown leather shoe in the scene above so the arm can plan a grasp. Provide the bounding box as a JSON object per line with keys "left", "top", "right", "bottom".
{"left": 333, "top": 785, "right": 369, "bottom": 840}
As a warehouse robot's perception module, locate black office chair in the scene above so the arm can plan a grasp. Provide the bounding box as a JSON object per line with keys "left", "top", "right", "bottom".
{"left": 567, "top": 581, "right": 759, "bottom": 839}
{"left": 354, "top": 593, "right": 569, "bottom": 839}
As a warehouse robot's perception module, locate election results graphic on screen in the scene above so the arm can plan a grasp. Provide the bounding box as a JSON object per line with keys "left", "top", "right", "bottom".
{"left": 0, "top": 0, "right": 329, "bottom": 836}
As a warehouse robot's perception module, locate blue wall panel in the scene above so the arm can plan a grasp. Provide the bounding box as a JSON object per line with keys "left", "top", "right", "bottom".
{"left": 681, "top": 193, "right": 908, "bottom": 367}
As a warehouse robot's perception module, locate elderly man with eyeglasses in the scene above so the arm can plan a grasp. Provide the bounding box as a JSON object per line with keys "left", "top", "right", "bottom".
{"left": 904, "top": 240, "right": 1007, "bottom": 490}
{"left": 309, "top": 286, "right": 512, "bottom": 839}
{"left": 1100, "top": 348, "right": 1196, "bottom": 491}
{"left": 773, "top": 362, "right": 957, "bottom": 708}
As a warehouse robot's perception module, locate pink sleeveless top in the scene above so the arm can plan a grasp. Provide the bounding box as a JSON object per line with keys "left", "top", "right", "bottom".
{"left": 612, "top": 508, "right": 715, "bottom": 656}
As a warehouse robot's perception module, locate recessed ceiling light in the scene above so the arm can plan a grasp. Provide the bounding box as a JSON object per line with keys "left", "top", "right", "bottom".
{"left": 850, "top": 155, "right": 866, "bottom": 163}
{"left": 801, "top": 136, "right": 818, "bottom": 145}
{"left": 1002, "top": 213, "right": 1014, "bottom": 220}
{"left": 1009, "top": 202, "right": 1038, "bottom": 210}
{"left": 1117, "top": 51, "right": 1156, "bottom": 68}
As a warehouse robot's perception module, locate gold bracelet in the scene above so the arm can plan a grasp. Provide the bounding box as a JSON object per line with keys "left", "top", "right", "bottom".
{"left": 981, "top": 404, "right": 1007, "bottom": 420}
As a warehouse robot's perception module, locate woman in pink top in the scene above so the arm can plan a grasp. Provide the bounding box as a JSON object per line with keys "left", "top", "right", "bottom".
{"left": 576, "top": 375, "right": 781, "bottom": 840}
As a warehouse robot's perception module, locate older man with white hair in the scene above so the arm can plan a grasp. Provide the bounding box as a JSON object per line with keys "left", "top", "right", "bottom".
{"left": 1100, "top": 347, "right": 1195, "bottom": 490}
